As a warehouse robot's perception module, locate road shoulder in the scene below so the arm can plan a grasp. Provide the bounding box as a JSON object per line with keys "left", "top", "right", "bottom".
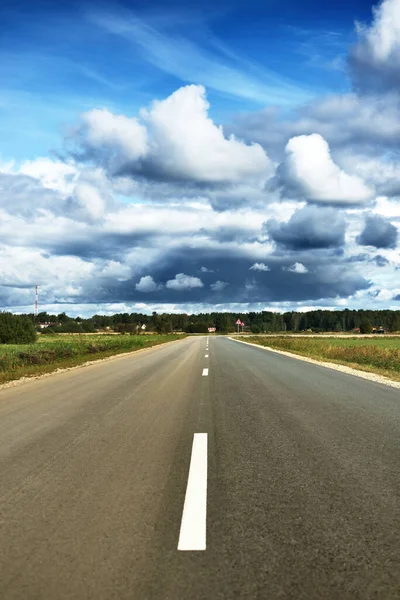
{"left": 228, "top": 337, "right": 400, "bottom": 390}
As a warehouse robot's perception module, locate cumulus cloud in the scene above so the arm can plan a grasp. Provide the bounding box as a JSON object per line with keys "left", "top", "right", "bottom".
{"left": 336, "top": 153, "right": 400, "bottom": 197}
{"left": 70, "top": 108, "right": 148, "bottom": 171}
{"left": 135, "top": 275, "right": 162, "bottom": 292}
{"left": 98, "top": 260, "right": 132, "bottom": 281}
{"left": 0, "top": 171, "right": 60, "bottom": 217}
{"left": 69, "top": 181, "right": 106, "bottom": 222}
{"left": 356, "top": 214, "right": 398, "bottom": 248}
{"left": 266, "top": 205, "right": 346, "bottom": 249}
{"left": 283, "top": 262, "right": 309, "bottom": 274}
{"left": 19, "top": 158, "right": 77, "bottom": 194}
{"left": 350, "top": 0, "right": 400, "bottom": 91}
{"left": 166, "top": 273, "right": 204, "bottom": 291}
{"left": 249, "top": 263, "right": 271, "bottom": 271}
{"left": 276, "top": 134, "right": 374, "bottom": 204}
{"left": 210, "top": 280, "right": 228, "bottom": 291}
{"left": 230, "top": 92, "right": 400, "bottom": 160}
{"left": 69, "top": 85, "right": 273, "bottom": 187}
{"left": 2, "top": 60, "right": 398, "bottom": 314}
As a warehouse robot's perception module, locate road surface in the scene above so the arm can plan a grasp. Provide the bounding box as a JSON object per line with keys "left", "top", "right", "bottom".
{"left": 1, "top": 336, "right": 400, "bottom": 599}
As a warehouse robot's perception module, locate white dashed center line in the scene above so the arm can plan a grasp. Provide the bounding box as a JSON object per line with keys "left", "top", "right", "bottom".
{"left": 202, "top": 368, "right": 209, "bottom": 376}
{"left": 205, "top": 354, "right": 209, "bottom": 358}
{"left": 178, "top": 433, "right": 208, "bottom": 551}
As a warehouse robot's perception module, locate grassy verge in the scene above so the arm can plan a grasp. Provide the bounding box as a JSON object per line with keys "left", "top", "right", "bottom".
{"left": 0, "top": 334, "right": 186, "bottom": 384}
{"left": 239, "top": 336, "right": 400, "bottom": 381}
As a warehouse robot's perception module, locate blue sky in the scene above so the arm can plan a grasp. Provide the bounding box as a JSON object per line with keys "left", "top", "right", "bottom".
{"left": 0, "top": 0, "right": 369, "bottom": 160}
{"left": 0, "top": 0, "right": 399, "bottom": 316}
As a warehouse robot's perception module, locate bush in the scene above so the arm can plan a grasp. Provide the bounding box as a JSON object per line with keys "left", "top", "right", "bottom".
{"left": 251, "top": 325, "right": 261, "bottom": 334}
{"left": 40, "top": 327, "right": 55, "bottom": 335}
{"left": 53, "top": 321, "right": 84, "bottom": 333}
{"left": 0, "top": 312, "right": 37, "bottom": 344}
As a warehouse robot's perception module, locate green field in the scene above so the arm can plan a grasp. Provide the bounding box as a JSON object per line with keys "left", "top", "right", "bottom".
{"left": 0, "top": 334, "right": 185, "bottom": 384}
{"left": 243, "top": 336, "right": 400, "bottom": 381}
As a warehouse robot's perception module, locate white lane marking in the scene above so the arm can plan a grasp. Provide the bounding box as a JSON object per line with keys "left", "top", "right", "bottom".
{"left": 202, "top": 368, "right": 209, "bottom": 376}
{"left": 205, "top": 354, "right": 209, "bottom": 358}
{"left": 178, "top": 433, "right": 208, "bottom": 551}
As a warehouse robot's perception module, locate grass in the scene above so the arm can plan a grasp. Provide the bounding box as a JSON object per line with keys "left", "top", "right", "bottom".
{"left": 241, "top": 336, "right": 400, "bottom": 381}
{"left": 0, "top": 334, "right": 185, "bottom": 384}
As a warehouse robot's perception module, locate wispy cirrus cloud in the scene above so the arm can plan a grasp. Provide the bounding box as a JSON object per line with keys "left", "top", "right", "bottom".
{"left": 88, "top": 9, "right": 311, "bottom": 107}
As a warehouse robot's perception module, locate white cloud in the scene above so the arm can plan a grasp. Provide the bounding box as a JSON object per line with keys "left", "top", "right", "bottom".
{"left": 350, "top": 0, "right": 400, "bottom": 90}
{"left": 200, "top": 266, "right": 213, "bottom": 272}
{"left": 355, "top": 0, "right": 400, "bottom": 64}
{"left": 71, "top": 181, "right": 106, "bottom": 222}
{"left": 336, "top": 154, "right": 400, "bottom": 196}
{"left": 371, "top": 0, "right": 400, "bottom": 60}
{"left": 210, "top": 280, "right": 228, "bottom": 291}
{"left": 19, "top": 158, "right": 78, "bottom": 194}
{"left": 249, "top": 262, "right": 271, "bottom": 271}
{"left": 77, "top": 108, "right": 148, "bottom": 167}
{"left": 140, "top": 85, "right": 272, "bottom": 183}
{"left": 166, "top": 273, "right": 204, "bottom": 291}
{"left": 90, "top": 11, "right": 309, "bottom": 107}
{"left": 0, "top": 247, "right": 93, "bottom": 291}
{"left": 98, "top": 260, "right": 131, "bottom": 281}
{"left": 284, "top": 262, "right": 309, "bottom": 274}
{"left": 282, "top": 134, "right": 374, "bottom": 204}
{"left": 136, "top": 275, "right": 162, "bottom": 292}
{"left": 71, "top": 85, "right": 273, "bottom": 186}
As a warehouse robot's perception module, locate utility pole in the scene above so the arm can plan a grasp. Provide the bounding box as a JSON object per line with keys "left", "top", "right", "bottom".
{"left": 34, "top": 286, "right": 39, "bottom": 320}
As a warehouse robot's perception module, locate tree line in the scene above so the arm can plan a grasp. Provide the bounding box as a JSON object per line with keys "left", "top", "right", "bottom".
{"left": 1, "top": 308, "right": 399, "bottom": 344}
{"left": 30, "top": 308, "right": 400, "bottom": 334}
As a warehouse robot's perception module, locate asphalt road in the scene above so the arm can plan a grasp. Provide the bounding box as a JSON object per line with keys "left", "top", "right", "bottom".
{"left": 1, "top": 335, "right": 400, "bottom": 599}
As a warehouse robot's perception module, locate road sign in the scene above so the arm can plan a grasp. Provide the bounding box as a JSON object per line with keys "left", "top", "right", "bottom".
{"left": 236, "top": 319, "right": 241, "bottom": 325}
{"left": 208, "top": 327, "right": 216, "bottom": 332}
{"left": 141, "top": 324, "right": 146, "bottom": 330}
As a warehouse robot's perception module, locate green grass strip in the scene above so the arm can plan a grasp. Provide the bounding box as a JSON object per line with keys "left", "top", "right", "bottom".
{"left": 242, "top": 336, "right": 400, "bottom": 382}
{"left": 0, "top": 334, "right": 186, "bottom": 384}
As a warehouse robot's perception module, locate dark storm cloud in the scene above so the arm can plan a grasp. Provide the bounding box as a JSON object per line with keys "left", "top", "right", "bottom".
{"left": 44, "top": 230, "right": 155, "bottom": 261}
{"left": 372, "top": 254, "right": 390, "bottom": 267}
{"left": 78, "top": 245, "right": 371, "bottom": 306}
{"left": 347, "top": 253, "right": 369, "bottom": 263}
{"left": 356, "top": 214, "right": 398, "bottom": 249}
{"left": 265, "top": 205, "right": 346, "bottom": 250}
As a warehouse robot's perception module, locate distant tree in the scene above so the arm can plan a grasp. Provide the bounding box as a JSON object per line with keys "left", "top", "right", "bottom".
{"left": 81, "top": 319, "right": 96, "bottom": 333}
{"left": 283, "top": 313, "right": 295, "bottom": 331}
{"left": 53, "top": 321, "right": 84, "bottom": 333}
{"left": 185, "top": 323, "right": 208, "bottom": 334}
{"left": 250, "top": 325, "right": 261, "bottom": 334}
{"left": 57, "top": 312, "right": 69, "bottom": 323}
{"left": 37, "top": 311, "right": 52, "bottom": 322}
{"left": 359, "top": 319, "right": 372, "bottom": 334}
{"left": 0, "top": 312, "right": 37, "bottom": 344}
